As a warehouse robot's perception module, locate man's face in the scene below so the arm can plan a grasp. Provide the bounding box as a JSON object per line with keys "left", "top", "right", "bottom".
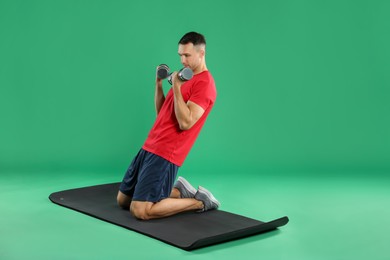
{"left": 178, "top": 43, "right": 204, "bottom": 71}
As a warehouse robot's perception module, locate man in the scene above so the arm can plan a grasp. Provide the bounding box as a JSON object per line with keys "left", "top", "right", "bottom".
{"left": 117, "top": 32, "right": 219, "bottom": 220}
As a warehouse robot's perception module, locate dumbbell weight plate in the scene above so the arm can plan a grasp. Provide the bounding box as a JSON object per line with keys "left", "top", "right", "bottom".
{"left": 157, "top": 64, "right": 170, "bottom": 79}
{"left": 178, "top": 67, "right": 193, "bottom": 81}
{"left": 168, "top": 67, "right": 193, "bottom": 85}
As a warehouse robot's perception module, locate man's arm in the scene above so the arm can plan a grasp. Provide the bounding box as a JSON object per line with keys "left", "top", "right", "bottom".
{"left": 171, "top": 72, "right": 205, "bottom": 130}
{"left": 155, "top": 76, "right": 165, "bottom": 115}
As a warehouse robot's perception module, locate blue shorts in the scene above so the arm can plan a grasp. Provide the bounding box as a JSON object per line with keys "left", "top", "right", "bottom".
{"left": 119, "top": 149, "right": 179, "bottom": 202}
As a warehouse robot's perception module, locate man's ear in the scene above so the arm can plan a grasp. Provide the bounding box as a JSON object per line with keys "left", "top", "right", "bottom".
{"left": 200, "top": 48, "right": 205, "bottom": 58}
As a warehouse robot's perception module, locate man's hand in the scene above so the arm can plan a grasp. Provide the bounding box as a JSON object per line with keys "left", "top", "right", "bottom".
{"left": 155, "top": 66, "right": 163, "bottom": 86}
{"left": 170, "top": 71, "right": 184, "bottom": 90}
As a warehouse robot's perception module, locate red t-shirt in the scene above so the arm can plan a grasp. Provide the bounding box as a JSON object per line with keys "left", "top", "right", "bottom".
{"left": 142, "top": 70, "right": 217, "bottom": 166}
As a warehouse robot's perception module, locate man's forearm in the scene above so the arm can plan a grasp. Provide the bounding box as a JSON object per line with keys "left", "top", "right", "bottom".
{"left": 155, "top": 82, "right": 165, "bottom": 115}
{"left": 173, "top": 86, "right": 192, "bottom": 130}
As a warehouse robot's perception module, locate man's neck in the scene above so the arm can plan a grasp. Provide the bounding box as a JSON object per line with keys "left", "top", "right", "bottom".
{"left": 193, "top": 63, "right": 207, "bottom": 75}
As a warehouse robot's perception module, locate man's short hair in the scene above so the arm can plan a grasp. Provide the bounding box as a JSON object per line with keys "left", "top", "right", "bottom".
{"left": 178, "top": 32, "right": 206, "bottom": 46}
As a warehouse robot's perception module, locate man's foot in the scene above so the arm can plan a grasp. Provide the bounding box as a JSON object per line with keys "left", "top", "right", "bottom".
{"left": 173, "top": 177, "right": 197, "bottom": 198}
{"left": 195, "top": 186, "right": 220, "bottom": 212}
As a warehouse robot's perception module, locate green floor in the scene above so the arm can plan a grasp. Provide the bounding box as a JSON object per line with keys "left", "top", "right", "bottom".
{"left": 1, "top": 169, "right": 389, "bottom": 260}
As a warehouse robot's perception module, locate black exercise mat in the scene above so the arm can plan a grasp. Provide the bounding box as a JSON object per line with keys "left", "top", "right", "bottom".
{"left": 49, "top": 182, "right": 289, "bottom": 250}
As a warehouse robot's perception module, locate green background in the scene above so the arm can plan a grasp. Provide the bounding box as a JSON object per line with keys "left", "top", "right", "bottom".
{"left": 1, "top": 0, "right": 389, "bottom": 259}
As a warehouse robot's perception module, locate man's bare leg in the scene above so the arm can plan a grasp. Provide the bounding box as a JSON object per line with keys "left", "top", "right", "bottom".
{"left": 130, "top": 198, "right": 203, "bottom": 220}
{"left": 169, "top": 188, "right": 181, "bottom": 198}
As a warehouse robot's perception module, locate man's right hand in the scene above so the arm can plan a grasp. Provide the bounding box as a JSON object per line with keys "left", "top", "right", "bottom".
{"left": 156, "top": 66, "right": 163, "bottom": 87}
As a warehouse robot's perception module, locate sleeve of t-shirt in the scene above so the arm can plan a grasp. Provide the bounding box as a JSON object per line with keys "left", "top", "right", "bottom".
{"left": 188, "top": 80, "right": 216, "bottom": 111}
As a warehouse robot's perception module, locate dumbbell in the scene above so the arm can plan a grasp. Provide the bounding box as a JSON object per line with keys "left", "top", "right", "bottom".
{"left": 157, "top": 64, "right": 193, "bottom": 84}
{"left": 157, "top": 64, "right": 170, "bottom": 79}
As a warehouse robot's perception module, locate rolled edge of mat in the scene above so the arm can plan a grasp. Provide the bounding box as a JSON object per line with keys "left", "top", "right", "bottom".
{"left": 186, "top": 216, "right": 289, "bottom": 251}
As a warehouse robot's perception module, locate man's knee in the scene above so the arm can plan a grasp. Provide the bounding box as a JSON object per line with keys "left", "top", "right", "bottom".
{"left": 130, "top": 202, "right": 152, "bottom": 220}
